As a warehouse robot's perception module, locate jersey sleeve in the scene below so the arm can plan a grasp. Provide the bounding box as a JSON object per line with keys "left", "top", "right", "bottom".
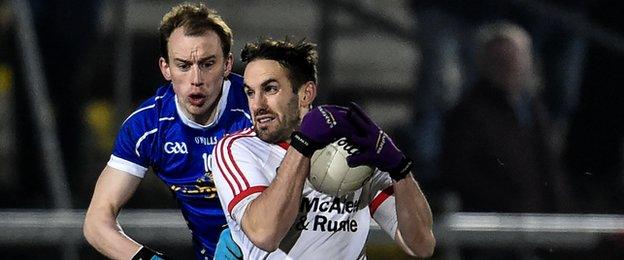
{"left": 212, "top": 133, "right": 269, "bottom": 224}
{"left": 368, "top": 169, "right": 398, "bottom": 239}
{"left": 107, "top": 106, "right": 158, "bottom": 178}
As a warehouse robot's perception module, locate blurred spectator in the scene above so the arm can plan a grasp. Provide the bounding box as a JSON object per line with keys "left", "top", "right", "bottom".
{"left": 438, "top": 21, "right": 575, "bottom": 260}
{"left": 439, "top": 22, "right": 572, "bottom": 213}
{"left": 407, "top": 1, "right": 586, "bottom": 195}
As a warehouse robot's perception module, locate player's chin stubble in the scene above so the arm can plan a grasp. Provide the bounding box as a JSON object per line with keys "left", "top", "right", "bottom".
{"left": 256, "top": 98, "right": 301, "bottom": 144}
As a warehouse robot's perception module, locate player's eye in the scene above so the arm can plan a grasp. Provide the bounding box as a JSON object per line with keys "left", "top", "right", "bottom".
{"left": 244, "top": 88, "right": 254, "bottom": 98}
{"left": 200, "top": 61, "right": 214, "bottom": 70}
{"left": 264, "top": 84, "right": 278, "bottom": 94}
{"left": 177, "top": 63, "right": 191, "bottom": 71}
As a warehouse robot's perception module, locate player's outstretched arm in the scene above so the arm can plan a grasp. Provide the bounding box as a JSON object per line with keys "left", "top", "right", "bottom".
{"left": 84, "top": 166, "right": 145, "bottom": 259}
{"left": 346, "top": 102, "right": 435, "bottom": 257}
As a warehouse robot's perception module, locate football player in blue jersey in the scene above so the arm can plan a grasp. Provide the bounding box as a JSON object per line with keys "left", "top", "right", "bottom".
{"left": 83, "top": 3, "right": 250, "bottom": 259}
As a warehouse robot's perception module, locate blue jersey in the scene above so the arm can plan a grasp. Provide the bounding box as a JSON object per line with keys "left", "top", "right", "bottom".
{"left": 108, "top": 74, "right": 252, "bottom": 259}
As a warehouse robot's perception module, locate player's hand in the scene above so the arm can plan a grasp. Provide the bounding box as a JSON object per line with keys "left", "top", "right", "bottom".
{"left": 215, "top": 228, "right": 243, "bottom": 260}
{"left": 291, "top": 105, "right": 352, "bottom": 157}
{"left": 345, "top": 102, "right": 413, "bottom": 180}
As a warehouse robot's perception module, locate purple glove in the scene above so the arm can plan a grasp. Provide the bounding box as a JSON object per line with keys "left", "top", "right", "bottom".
{"left": 345, "top": 102, "right": 413, "bottom": 180}
{"left": 291, "top": 105, "right": 352, "bottom": 157}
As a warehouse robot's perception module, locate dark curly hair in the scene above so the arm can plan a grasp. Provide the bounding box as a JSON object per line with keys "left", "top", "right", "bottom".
{"left": 241, "top": 38, "right": 317, "bottom": 92}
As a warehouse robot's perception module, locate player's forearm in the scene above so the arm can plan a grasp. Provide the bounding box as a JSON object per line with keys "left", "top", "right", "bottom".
{"left": 241, "top": 148, "right": 309, "bottom": 251}
{"left": 84, "top": 207, "right": 142, "bottom": 259}
{"left": 395, "top": 174, "right": 433, "bottom": 227}
{"left": 393, "top": 173, "right": 435, "bottom": 257}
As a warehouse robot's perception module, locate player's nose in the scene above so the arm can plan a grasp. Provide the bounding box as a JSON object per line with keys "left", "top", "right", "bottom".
{"left": 250, "top": 93, "right": 267, "bottom": 113}
{"left": 190, "top": 65, "right": 204, "bottom": 87}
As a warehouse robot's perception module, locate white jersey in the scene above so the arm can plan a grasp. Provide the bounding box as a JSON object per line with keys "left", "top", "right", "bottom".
{"left": 211, "top": 129, "right": 399, "bottom": 260}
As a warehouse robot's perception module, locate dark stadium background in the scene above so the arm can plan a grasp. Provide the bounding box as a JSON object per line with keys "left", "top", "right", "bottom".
{"left": 0, "top": 0, "right": 623, "bottom": 259}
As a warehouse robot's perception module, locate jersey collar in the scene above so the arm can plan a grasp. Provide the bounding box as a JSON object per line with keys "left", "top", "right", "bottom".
{"left": 175, "top": 79, "right": 231, "bottom": 129}
{"left": 276, "top": 141, "right": 290, "bottom": 150}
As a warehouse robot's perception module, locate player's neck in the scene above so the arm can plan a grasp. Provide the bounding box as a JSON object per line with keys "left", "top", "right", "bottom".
{"left": 192, "top": 100, "right": 220, "bottom": 125}
{"left": 174, "top": 93, "right": 222, "bottom": 128}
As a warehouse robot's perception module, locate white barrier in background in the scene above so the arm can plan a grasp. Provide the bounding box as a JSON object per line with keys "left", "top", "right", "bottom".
{"left": 439, "top": 213, "right": 624, "bottom": 249}
{"left": 1, "top": 210, "right": 623, "bottom": 248}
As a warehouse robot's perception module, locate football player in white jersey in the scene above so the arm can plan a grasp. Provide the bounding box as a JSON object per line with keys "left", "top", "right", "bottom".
{"left": 212, "top": 38, "right": 435, "bottom": 259}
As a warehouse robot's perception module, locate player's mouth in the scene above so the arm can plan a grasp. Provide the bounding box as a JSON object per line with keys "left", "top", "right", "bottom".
{"left": 188, "top": 93, "right": 206, "bottom": 107}
{"left": 255, "top": 115, "right": 276, "bottom": 128}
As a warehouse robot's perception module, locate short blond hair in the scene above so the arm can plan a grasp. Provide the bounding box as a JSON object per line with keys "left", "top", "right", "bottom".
{"left": 159, "top": 3, "right": 233, "bottom": 61}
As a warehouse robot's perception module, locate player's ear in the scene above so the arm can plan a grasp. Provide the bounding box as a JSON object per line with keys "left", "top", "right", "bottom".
{"left": 224, "top": 53, "right": 233, "bottom": 78}
{"left": 299, "top": 81, "right": 317, "bottom": 107}
{"left": 159, "top": 57, "right": 172, "bottom": 81}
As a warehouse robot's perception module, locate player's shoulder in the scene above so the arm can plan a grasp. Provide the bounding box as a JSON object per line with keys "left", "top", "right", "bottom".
{"left": 216, "top": 128, "right": 256, "bottom": 147}
{"left": 213, "top": 128, "right": 257, "bottom": 162}
{"left": 218, "top": 75, "right": 252, "bottom": 129}
{"left": 121, "top": 84, "right": 175, "bottom": 126}
{"left": 227, "top": 73, "right": 244, "bottom": 87}
{"left": 226, "top": 73, "right": 248, "bottom": 103}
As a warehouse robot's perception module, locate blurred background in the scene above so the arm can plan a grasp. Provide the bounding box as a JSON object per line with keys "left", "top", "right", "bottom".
{"left": 1, "top": 0, "right": 623, "bottom": 259}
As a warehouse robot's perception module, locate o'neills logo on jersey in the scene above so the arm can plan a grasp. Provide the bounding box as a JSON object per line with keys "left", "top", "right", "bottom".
{"left": 164, "top": 142, "right": 188, "bottom": 154}
{"left": 295, "top": 197, "right": 360, "bottom": 232}
{"left": 195, "top": 136, "right": 218, "bottom": 145}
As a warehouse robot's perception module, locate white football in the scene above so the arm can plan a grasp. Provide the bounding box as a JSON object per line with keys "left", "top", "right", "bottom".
{"left": 309, "top": 138, "right": 374, "bottom": 197}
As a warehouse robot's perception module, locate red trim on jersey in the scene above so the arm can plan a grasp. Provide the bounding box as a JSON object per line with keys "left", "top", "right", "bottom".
{"left": 276, "top": 141, "right": 290, "bottom": 150}
{"left": 228, "top": 185, "right": 267, "bottom": 213}
{"left": 216, "top": 129, "right": 254, "bottom": 195}
{"left": 226, "top": 127, "right": 253, "bottom": 137}
{"left": 369, "top": 186, "right": 394, "bottom": 215}
{"left": 228, "top": 137, "right": 251, "bottom": 188}
{"left": 215, "top": 147, "right": 236, "bottom": 195}
{"left": 219, "top": 133, "right": 244, "bottom": 192}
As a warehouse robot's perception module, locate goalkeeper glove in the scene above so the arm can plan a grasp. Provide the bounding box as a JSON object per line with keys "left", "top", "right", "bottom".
{"left": 345, "top": 102, "right": 413, "bottom": 181}
{"left": 291, "top": 105, "right": 352, "bottom": 157}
